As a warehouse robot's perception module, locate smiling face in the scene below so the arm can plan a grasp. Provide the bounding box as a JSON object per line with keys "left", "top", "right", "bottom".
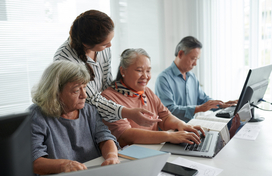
{"left": 59, "top": 81, "right": 87, "bottom": 113}
{"left": 120, "top": 55, "right": 151, "bottom": 92}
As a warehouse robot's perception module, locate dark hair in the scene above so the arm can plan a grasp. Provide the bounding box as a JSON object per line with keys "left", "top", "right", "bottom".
{"left": 174, "top": 36, "right": 202, "bottom": 56}
{"left": 114, "top": 48, "right": 150, "bottom": 82}
{"left": 69, "top": 9, "right": 114, "bottom": 79}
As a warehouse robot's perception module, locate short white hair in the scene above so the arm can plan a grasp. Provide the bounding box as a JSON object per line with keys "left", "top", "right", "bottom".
{"left": 114, "top": 48, "right": 150, "bottom": 82}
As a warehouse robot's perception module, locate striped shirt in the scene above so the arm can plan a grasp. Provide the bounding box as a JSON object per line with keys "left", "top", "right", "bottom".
{"left": 53, "top": 38, "right": 123, "bottom": 122}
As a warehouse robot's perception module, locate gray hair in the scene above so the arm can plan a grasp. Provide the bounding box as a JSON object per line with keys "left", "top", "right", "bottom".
{"left": 31, "top": 60, "right": 90, "bottom": 117}
{"left": 174, "top": 36, "right": 202, "bottom": 56}
{"left": 114, "top": 48, "right": 150, "bottom": 82}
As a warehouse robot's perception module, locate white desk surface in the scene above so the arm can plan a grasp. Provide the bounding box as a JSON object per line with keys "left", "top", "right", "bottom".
{"left": 85, "top": 109, "right": 272, "bottom": 176}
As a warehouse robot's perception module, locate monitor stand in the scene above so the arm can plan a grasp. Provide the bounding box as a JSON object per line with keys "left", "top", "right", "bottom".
{"left": 248, "top": 108, "right": 265, "bottom": 122}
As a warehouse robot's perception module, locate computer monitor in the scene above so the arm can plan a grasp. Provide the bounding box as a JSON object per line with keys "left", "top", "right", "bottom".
{"left": 0, "top": 112, "right": 34, "bottom": 176}
{"left": 233, "top": 64, "right": 272, "bottom": 122}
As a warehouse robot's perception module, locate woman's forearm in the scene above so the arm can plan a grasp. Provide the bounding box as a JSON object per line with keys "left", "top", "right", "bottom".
{"left": 99, "top": 140, "right": 118, "bottom": 160}
{"left": 118, "top": 128, "right": 171, "bottom": 147}
{"left": 99, "top": 140, "right": 120, "bottom": 166}
{"left": 33, "top": 157, "right": 62, "bottom": 175}
{"left": 33, "top": 157, "right": 86, "bottom": 175}
{"left": 159, "top": 114, "right": 186, "bottom": 131}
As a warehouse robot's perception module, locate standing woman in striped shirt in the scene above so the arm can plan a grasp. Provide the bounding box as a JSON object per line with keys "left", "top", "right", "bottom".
{"left": 54, "top": 10, "right": 160, "bottom": 126}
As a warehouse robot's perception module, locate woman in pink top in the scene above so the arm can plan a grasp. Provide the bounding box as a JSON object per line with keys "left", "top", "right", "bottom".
{"left": 102, "top": 48, "right": 205, "bottom": 148}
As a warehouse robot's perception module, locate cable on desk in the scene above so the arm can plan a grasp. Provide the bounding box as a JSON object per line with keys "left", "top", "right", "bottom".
{"left": 250, "top": 103, "right": 272, "bottom": 111}
{"left": 258, "top": 98, "right": 272, "bottom": 105}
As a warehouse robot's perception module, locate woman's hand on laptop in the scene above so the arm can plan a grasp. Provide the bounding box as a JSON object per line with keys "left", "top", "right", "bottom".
{"left": 176, "top": 122, "right": 205, "bottom": 138}
{"left": 159, "top": 114, "right": 205, "bottom": 144}
{"left": 168, "top": 130, "right": 201, "bottom": 145}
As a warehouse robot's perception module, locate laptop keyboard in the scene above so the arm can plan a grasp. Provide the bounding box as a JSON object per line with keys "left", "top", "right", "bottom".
{"left": 185, "top": 132, "right": 213, "bottom": 152}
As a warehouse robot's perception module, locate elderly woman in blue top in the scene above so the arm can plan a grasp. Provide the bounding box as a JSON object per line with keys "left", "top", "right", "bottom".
{"left": 30, "top": 60, "right": 120, "bottom": 175}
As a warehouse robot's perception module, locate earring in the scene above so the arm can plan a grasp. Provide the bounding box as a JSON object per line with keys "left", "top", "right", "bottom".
{"left": 122, "top": 75, "right": 125, "bottom": 77}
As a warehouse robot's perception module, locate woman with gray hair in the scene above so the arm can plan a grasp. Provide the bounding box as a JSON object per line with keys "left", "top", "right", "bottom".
{"left": 54, "top": 9, "right": 160, "bottom": 127}
{"left": 101, "top": 48, "right": 205, "bottom": 148}
{"left": 29, "top": 61, "right": 119, "bottom": 175}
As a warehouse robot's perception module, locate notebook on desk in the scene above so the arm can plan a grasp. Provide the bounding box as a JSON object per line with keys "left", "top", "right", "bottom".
{"left": 160, "top": 130, "right": 224, "bottom": 158}
{"left": 45, "top": 152, "right": 170, "bottom": 176}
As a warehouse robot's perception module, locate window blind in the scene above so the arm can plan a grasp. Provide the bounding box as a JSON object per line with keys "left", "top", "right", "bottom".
{"left": 0, "top": 0, "right": 110, "bottom": 116}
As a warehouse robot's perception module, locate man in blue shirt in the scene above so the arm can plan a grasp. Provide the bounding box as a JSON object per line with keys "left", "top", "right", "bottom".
{"left": 155, "top": 36, "right": 237, "bottom": 122}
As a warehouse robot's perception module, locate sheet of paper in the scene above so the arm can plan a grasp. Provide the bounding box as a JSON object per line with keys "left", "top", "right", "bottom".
{"left": 188, "top": 119, "right": 227, "bottom": 132}
{"left": 196, "top": 115, "right": 230, "bottom": 123}
{"left": 161, "top": 157, "right": 223, "bottom": 176}
{"left": 234, "top": 123, "right": 262, "bottom": 140}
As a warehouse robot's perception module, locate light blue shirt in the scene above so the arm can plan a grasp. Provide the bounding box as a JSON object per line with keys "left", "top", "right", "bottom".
{"left": 155, "top": 62, "right": 211, "bottom": 122}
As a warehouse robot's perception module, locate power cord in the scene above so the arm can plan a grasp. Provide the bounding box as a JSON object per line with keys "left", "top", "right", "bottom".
{"left": 250, "top": 103, "right": 272, "bottom": 111}
{"left": 259, "top": 98, "right": 272, "bottom": 105}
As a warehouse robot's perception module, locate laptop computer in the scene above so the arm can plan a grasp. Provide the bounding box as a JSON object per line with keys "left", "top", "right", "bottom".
{"left": 160, "top": 130, "right": 224, "bottom": 158}
{"left": 161, "top": 100, "right": 253, "bottom": 158}
{"left": 0, "top": 112, "right": 34, "bottom": 176}
{"left": 45, "top": 152, "right": 170, "bottom": 176}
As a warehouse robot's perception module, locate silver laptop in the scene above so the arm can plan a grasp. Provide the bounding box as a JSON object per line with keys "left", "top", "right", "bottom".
{"left": 160, "top": 131, "right": 224, "bottom": 158}
{"left": 46, "top": 152, "right": 170, "bottom": 176}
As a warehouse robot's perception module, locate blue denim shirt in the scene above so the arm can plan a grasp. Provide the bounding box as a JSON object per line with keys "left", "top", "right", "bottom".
{"left": 155, "top": 62, "right": 211, "bottom": 122}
